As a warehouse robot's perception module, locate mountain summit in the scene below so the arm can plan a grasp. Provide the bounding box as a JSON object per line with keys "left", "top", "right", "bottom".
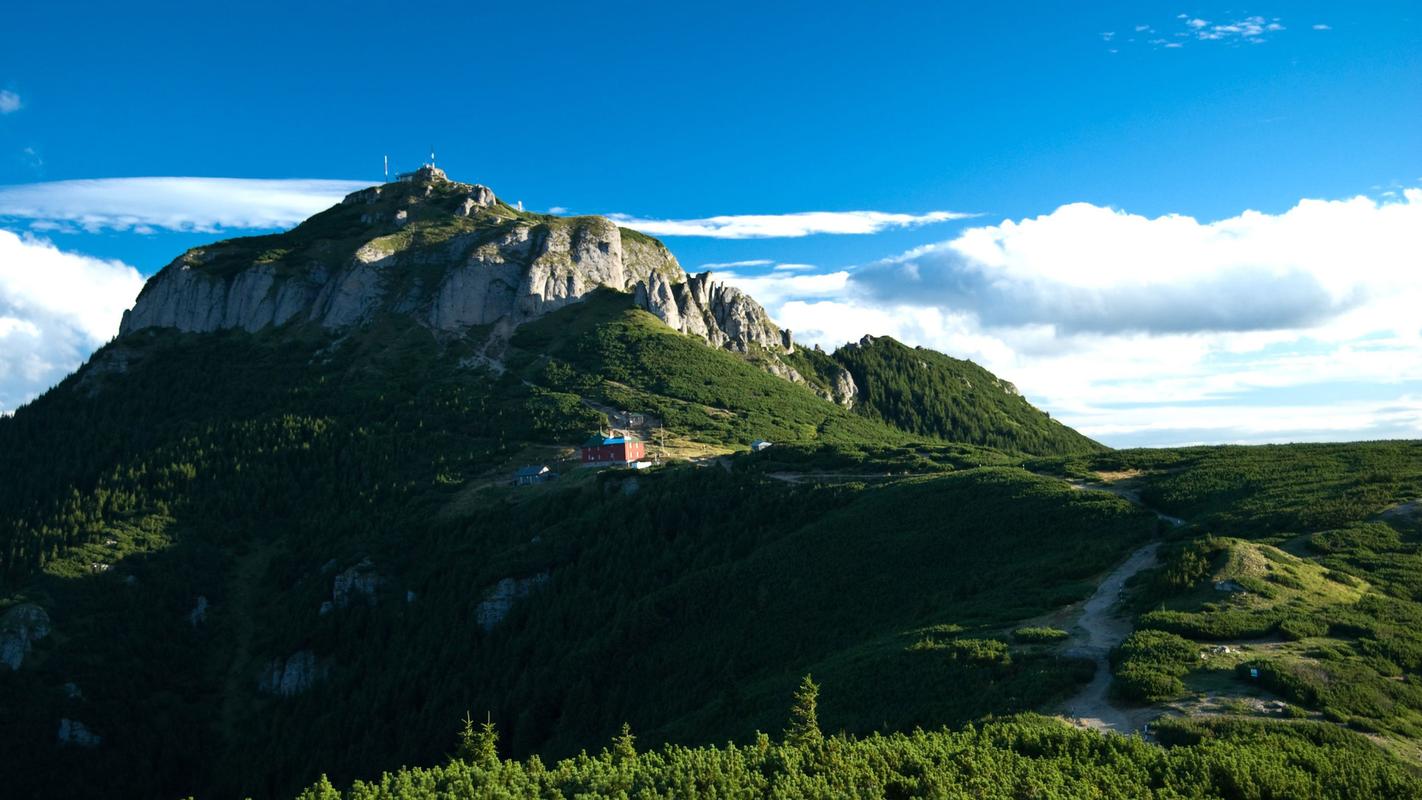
{"left": 109, "top": 169, "right": 1093, "bottom": 453}
{"left": 118, "top": 168, "right": 792, "bottom": 360}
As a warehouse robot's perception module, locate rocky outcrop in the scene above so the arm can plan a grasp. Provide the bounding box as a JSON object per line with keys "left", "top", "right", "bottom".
{"left": 119, "top": 169, "right": 684, "bottom": 338}
{"left": 634, "top": 271, "right": 792, "bottom": 354}
{"left": 187, "top": 596, "right": 208, "bottom": 627}
{"left": 258, "top": 650, "right": 323, "bottom": 697}
{"left": 475, "top": 572, "right": 550, "bottom": 632}
{"left": 829, "top": 365, "right": 858, "bottom": 408}
{"left": 1, "top": 603, "right": 51, "bottom": 671}
{"left": 332, "top": 558, "right": 382, "bottom": 609}
{"left": 57, "top": 718, "right": 101, "bottom": 748}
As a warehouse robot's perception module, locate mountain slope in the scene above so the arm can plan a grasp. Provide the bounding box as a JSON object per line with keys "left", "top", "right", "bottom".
{"left": 0, "top": 171, "right": 1129, "bottom": 798}
{"left": 788, "top": 334, "right": 1102, "bottom": 456}
{"left": 0, "top": 318, "right": 1156, "bottom": 798}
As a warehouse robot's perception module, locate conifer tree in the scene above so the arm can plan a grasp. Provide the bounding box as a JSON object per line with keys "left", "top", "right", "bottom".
{"left": 455, "top": 712, "right": 500, "bottom": 768}
{"left": 613, "top": 722, "right": 637, "bottom": 763}
{"left": 785, "top": 674, "right": 822, "bottom": 749}
{"left": 455, "top": 712, "right": 477, "bottom": 763}
{"left": 473, "top": 714, "right": 500, "bottom": 768}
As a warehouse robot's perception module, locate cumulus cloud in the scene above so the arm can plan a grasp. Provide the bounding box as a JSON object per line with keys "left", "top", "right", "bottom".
{"left": 0, "top": 230, "right": 145, "bottom": 412}
{"left": 851, "top": 192, "right": 1420, "bottom": 335}
{"left": 742, "top": 189, "right": 1422, "bottom": 445}
{"left": 0, "top": 90, "right": 20, "bottom": 114}
{"left": 609, "top": 209, "right": 975, "bottom": 239}
{"left": 0, "top": 177, "right": 369, "bottom": 234}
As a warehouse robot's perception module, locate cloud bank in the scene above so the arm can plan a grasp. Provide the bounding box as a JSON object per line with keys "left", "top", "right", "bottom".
{"left": 720, "top": 190, "right": 1422, "bottom": 445}
{"left": 609, "top": 209, "right": 975, "bottom": 239}
{"left": 0, "top": 177, "right": 369, "bottom": 233}
{"left": 0, "top": 231, "right": 145, "bottom": 412}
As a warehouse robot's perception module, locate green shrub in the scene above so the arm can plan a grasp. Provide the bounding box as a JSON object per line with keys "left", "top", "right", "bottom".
{"left": 1279, "top": 616, "right": 1329, "bottom": 640}
{"left": 1112, "top": 630, "right": 1198, "bottom": 703}
{"left": 1012, "top": 626, "right": 1069, "bottom": 643}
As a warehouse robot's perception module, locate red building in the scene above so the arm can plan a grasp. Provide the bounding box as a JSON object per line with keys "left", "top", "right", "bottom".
{"left": 580, "top": 434, "right": 646, "bottom": 466}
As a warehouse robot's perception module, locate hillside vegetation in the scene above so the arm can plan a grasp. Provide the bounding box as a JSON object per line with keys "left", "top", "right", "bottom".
{"left": 807, "top": 335, "right": 1101, "bottom": 456}
{"left": 296, "top": 713, "right": 1422, "bottom": 800}
{"left": 0, "top": 315, "right": 1156, "bottom": 798}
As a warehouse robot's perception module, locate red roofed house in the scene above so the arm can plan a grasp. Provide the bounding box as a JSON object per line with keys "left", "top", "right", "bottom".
{"left": 580, "top": 433, "right": 646, "bottom": 466}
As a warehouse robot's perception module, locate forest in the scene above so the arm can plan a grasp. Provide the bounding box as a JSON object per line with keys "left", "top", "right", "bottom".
{"left": 2, "top": 302, "right": 1420, "bottom": 799}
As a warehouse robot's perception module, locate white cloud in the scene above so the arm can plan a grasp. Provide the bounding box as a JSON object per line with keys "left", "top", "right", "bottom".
{"left": 0, "top": 90, "right": 20, "bottom": 114}
{"left": 1124, "top": 15, "right": 1289, "bottom": 48}
{"left": 0, "top": 230, "right": 145, "bottom": 413}
{"left": 1313, "top": 24, "right": 1331, "bottom": 31}
{"left": 717, "top": 269, "right": 850, "bottom": 308}
{"left": 0, "top": 177, "right": 369, "bottom": 234}
{"left": 744, "top": 189, "right": 1422, "bottom": 445}
{"left": 699, "top": 259, "right": 774, "bottom": 269}
{"left": 547, "top": 206, "right": 569, "bottom": 214}
{"left": 853, "top": 191, "right": 1421, "bottom": 335}
{"left": 773, "top": 263, "right": 818, "bottom": 271}
{"left": 608, "top": 209, "right": 976, "bottom": 239}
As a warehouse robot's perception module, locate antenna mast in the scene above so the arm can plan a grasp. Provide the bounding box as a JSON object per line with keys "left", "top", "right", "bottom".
{"left": 383, "top": 155, "right": 389, "bottom": 182}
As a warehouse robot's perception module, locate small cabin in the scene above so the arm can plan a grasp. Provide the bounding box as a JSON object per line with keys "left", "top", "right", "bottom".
{"left": 514, "top": 465, "right": 553, "bottom": 486}
{"left": 580, "top": 434, "right": 646, "bottom": 467}
{"left": 750, "top": 439, "right": 773, "bottom": 452}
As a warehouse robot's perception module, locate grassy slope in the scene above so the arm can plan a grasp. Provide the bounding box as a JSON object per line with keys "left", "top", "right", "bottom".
{"left": 509, "top": 291, "right": 911, "bottom": 449}
{"left": 1037, "top": 444, "right": 1422, "bottom": 745}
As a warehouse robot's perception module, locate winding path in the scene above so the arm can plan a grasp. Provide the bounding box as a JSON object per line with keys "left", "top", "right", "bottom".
{"left": 1059, "top": 541, "right": 1161, "bottom": 732}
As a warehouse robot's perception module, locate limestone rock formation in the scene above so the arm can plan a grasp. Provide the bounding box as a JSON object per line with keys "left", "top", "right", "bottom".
{"left": 634, "top": 271, "right": 791, "bottom": 354}
{"left": 57, "top": 718, "right": 101, "bottom": 748}
{"left": 119, "top": 169, "right": 684, "bottom": 338}
{"left": 258, "top": 650, "right": 323, "bottom": 697}
{"left": 187, "top": 596, "right": 208, "bottom": 627}
{"left": 0, "top": 603, "right": 51, "bottom": 671}
{"left": 332, "top": 558, "right": 382, "bottom": 609}
{"left": 829, "top": 364, "right": 858, "bottom": 408}
{"left": 475, "top": 572, "right": 550, "bottom": 632}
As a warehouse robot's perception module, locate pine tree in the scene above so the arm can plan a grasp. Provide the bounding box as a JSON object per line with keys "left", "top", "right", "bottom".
{"left": 473, "top": 714, "right": 500, "bottom": 768}
{"left": 785, "top": 674, "right": 822, "bottom": 749}
{"left": 613, "top": 722, "right": 637, "bottom": 763}
{"left": 455, "top": 712, "right": 477, "bottom": 763}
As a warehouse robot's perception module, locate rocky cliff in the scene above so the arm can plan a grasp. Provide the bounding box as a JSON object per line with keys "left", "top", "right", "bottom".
{"left": 119, "top": 167, "right": 687, "bottom": 337}
{"left": 634, "top": 271, "right": 792, "bottom": 354}
{"left": 118, "top": 167, "right": 818, "bottom": 386}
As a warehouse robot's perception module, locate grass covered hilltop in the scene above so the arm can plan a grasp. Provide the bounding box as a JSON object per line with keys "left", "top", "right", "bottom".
{"left": 2, "top": 175, "right": 1421, "bottom": 799}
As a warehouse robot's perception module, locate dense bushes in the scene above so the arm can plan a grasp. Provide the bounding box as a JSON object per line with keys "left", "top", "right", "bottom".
{"left": 1112, "top": 630, "right": 1198, "bottom": 703}
{"left": 296, "top": 713, "right": 1422, "bottom": 800}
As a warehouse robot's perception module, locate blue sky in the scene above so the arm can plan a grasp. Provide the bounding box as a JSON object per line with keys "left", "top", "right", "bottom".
{"left": 1, "top": 1, "right": 1420, "bottom": 444}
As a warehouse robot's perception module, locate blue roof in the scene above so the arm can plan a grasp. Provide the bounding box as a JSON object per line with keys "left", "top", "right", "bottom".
{"left": 515, "top": 465, "right": 550, "bottom": 477}
{"left": 583, "top": 434, "right": 637, "bottom": 447}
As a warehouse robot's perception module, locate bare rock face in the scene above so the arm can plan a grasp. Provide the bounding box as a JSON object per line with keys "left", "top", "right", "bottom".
{"left": 634, "top": 271, "right": 790, "bottom": 354}
{"left": 118, "top": 172, "right": 686, "bottom": 339}
{"left": 258, "top": 650, "right": 323, "bottom": 697}
{"left": 187, "top": 596, "right": 208, "bottom": 627}
{"left": 57, "top": 718, "right": 101, "bottom": 748}
{"left": 0, "top": 603, "right": 51, "bottom": 671}
{"left": 829, "top": 365, "right": 858, "bottom": 408}
{"left": 475, "top": 572, "right": 550, "bottom": 632}
{"left": 332, "top": 558, "right": 382, "bottom": 609}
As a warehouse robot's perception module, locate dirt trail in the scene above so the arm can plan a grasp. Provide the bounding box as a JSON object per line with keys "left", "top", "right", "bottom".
{"left": 1058, "top": 542, "right": 1161, "bottom": 733}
